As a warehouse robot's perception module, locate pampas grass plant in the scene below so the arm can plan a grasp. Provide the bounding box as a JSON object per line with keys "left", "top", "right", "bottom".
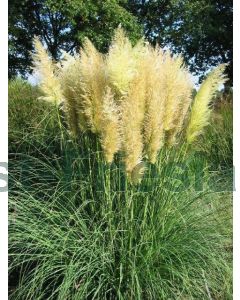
{"left": 9, "top": 25, "right": 232, "bottom": 299}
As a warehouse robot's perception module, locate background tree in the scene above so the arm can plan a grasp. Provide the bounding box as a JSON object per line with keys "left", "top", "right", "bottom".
{"left": 9, "top": 0, "right": 232, "bottom": 85}
{"left": 127, "top": 0, "right": 233, "bottom": 85}
{"left": 8, "top": 0, "right": 142, "bottom": 78}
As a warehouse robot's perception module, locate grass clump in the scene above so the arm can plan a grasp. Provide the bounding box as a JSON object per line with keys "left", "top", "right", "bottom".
{"left": 9, "top": 135, "right": 232, "bottom": 299}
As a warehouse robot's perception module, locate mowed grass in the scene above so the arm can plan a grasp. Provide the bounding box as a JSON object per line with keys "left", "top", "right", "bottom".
{"left": 9, "top": 79, "right": 232, "bottom": 299}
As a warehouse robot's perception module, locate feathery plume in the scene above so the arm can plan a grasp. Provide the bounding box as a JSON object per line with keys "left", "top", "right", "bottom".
{"left": 165, "top": 68, "right": 193, "bottom": 146}
{"left": 106, "top": 27, "right": 137, "bottom": 96}
{"left": 163, "top": 53, "right": 187, "bottom": 132}
{"left": 143, "top": 45, "right": 166, "bottom": 163}
{"left": 79, "top": 38, "right": 107, "bottom": 133}
{"left": 32, "top": 37, "right": 63, "bottom": 104}
{"left": 186, "top": 64, "right": 227, "bottom": 143}
{"left": 121, "top": 74, "right": 146, "bottom": 175}
{"left": 58, "top": 54, "right": 83, "bottom": 136}
{"left": 131, "top": 162, "right": 147, "bottom": 185}
{"left": 100, "top": 87, "right": 121, "bottom": 163}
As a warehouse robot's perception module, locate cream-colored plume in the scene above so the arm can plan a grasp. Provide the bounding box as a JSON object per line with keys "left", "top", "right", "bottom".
{"left": 186, "top": 64, "right": 227, "bottom": 143}
{"left": 79, "top": 38, "right": 107, "bottom": 133}
{"left": 106, "top": 27, "right": 137, "bottom": 96}
{"left": 32, "top": 37, "right": 63, "bottom": 104}
{"left": 100, "top": 87, "right": 121, "bottom": 163}
{"left": 143, "top": 46, "right": 166, "bottom": 163}
{"left": 121, "top": 73, "right": 146, "bottom": 174}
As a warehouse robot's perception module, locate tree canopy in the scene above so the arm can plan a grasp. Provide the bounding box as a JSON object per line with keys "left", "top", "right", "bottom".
{"left": 127, "top": 0, "right": 232, "bottom": 85}
{"left": 9, "top": 0, "right": 232, "bottom": 85}
{"left": 9, "top": 0, "right": 142, "bottom": 78}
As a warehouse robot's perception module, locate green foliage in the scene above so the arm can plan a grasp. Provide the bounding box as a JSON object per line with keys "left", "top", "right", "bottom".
{"left": 196, "top": 97, "right": 233, "bottom": 170}
{"left": 127, "top": 0, "right": 233, "bottom": 85}
{"left": 9, "top": 137, "right": 232, "bottom": 299}
{"left": 9, "top": 78, "right": 60, "bottom": 155}
{"left": 8, "top": 0, "right": 142, "bottom": 78}
{"left": 9, "top": 78, "right": 42, "bottom": 138}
